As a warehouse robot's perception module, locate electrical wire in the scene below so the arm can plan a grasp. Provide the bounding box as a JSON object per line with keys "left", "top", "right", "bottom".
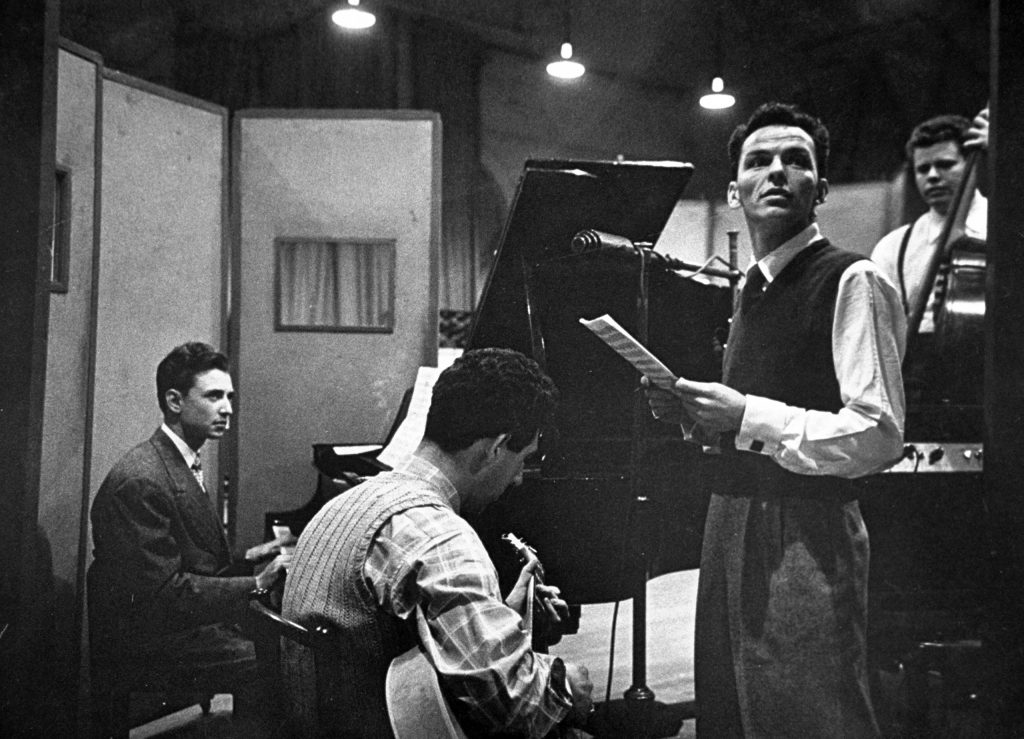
{"left": 684, "top": 253, "right": 735, "bottom": 281}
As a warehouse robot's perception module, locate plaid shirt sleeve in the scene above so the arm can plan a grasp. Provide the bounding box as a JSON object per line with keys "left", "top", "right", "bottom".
{"left": 365, "top": 504, "right": 572, "bottom": 737}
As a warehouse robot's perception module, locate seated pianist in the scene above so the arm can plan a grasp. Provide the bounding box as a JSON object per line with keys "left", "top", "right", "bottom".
{"left": 88, "top": 342, "right": 292, "bottom": 720}
{"left": 281, "top": 348, "right": 595, "bottom": 737}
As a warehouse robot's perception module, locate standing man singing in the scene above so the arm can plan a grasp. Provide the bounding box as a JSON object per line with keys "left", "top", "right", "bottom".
{"left": 645, "top": 103, "right": 906, "bottom": 737}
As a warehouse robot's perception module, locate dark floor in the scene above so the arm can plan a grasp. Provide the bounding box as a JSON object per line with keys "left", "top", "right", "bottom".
{"left": 127, "top": 571, "right": 698, "bottom": 738}
{"left": 127, "top": 570, "right": 1001, "bottom": 738}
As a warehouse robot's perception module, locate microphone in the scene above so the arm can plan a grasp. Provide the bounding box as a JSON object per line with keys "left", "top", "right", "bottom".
{"left": 570, "top": 228, "right": 739, "bottom": 282}
{"left": 570, "top": 229, "right": 639, "bottom": 255}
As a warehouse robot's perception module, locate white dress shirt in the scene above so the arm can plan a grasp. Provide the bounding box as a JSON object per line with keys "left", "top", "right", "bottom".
{"left": 161, "top": 423, "right": 202, "bottom": 485}
{"left": 734, "top": 223, "right": 907, "bottom": 479}
{"left": 871, "top": 192, "right": 987, "bottom": 333}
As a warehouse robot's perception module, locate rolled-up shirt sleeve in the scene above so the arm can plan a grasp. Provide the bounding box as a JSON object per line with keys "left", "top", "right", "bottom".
{"left": 734, "top": 260, "right": 907, "bottom": 478}
{"left": 366, "top": 506, "right": 572, "bottom": 737}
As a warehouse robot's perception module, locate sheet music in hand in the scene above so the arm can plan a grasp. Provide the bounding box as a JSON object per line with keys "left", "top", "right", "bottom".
{"left": 578, "top": 314, "right": 678, "bottom": 388}
{"left": 579, "top": 313, "right": 722, "bottom": 452}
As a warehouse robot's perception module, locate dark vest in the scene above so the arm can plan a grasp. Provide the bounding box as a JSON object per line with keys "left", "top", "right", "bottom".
{"left": 725, "top": 240, "right": 865, "bottom": 409}
{"left": 282, "top": 472, "right": 443, "bottom": 737}
{"left": 717, "top": 240, "right": 866, "bottom": 497}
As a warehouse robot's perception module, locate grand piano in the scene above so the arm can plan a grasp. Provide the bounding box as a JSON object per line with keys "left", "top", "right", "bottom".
{"left": 281, "top": 159, "right": 734, "bottom": 605}
{"left": 463, "top": 159, "right": 732, "bottom": 605}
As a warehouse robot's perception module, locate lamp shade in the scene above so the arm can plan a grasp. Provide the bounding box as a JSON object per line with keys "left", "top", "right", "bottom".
{"left": 547, "top": 42, "right": 585, "bottom": 80}
{"left": 332, "top": 0, "right": 375, "bottom": 30}
{"left": 699, "top": 77, "right": 735, "bottom": 109}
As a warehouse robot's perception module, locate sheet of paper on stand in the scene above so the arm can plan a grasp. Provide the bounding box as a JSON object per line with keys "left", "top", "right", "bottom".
{"left": 331, "top": 444, "right": 384, "bottom": 456}
{"left": 377, "top": 365, "right": 441, "bottom": 469}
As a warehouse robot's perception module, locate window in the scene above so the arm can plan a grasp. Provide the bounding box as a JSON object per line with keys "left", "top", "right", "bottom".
{"left": 275, "top": 238, "right": 396, "bottom": 332}
{"left": 49, "top": 167, "right": 71, "bottom": 293}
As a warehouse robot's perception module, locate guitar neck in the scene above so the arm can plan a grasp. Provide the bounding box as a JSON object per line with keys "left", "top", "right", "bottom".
{"left": 502, "top": 532, "right": 545, "bottom": 583}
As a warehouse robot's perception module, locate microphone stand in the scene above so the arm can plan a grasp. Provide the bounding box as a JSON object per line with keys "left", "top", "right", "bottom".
{"left": 570, "top": 228, "right": 735, "bottom": 736}
{"left": 589, "top": 244, "right": 689, "bottom": 738}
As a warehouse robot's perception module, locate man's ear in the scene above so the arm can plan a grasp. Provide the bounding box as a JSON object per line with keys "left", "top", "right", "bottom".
{"left": 165, "top": 388, "right": 184, "bottom": 414}
{"left": 489, "top": 433, "right": 511, "bottom": 457}
{"left": 816, "top": 179, "right": 829, "bottom": 204}
{"left": 727, "top": 181, "right": 741, "bottom": 209}
{"left": 467, "top": 434, "right": 509, "bottom": 474}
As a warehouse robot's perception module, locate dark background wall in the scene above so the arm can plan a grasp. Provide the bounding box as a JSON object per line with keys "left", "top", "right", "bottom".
{"left": 58, "top": 0, "right": 990, "bottom": 309}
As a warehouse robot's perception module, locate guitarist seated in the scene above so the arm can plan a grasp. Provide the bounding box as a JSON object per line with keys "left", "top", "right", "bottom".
{"left": 281, "top": 348, "right": 594, "bottom": 737}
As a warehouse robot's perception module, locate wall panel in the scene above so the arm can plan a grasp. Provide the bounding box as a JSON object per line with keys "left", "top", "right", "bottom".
{"left": 234, "top": 111, "right": 440, "bottom": 545}
{"left": 89, "top": 75, "right": 227, "bottom": 522}
{"left": 37, "top": 48, "right": 99, "bottom": 713}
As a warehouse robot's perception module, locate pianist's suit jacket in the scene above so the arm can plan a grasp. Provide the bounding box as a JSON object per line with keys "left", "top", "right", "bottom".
{"left": 89, "top": 428, "right": 254, "bottom": 649}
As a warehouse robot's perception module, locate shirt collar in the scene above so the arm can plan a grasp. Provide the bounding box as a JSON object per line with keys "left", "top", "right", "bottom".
{"left": 161, "top": 423, "right": 199, "bottom": 468}
{"left": 751, "top": 222, "right": 825, "bottom": 284}
{"left": 395, "top": 454, "right": 461, "bottom": 513}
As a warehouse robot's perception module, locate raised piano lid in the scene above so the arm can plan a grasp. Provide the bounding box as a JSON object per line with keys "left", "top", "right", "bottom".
{"left": 465, "top": 160, "right": 733, "bottom": 603}
{"left": 467, "top": 159, "right": 695, "bottom": 354}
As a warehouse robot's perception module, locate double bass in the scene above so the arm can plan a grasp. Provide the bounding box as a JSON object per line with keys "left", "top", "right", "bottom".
{"left": 904, "top": 145, "right": 986, "bottom": 415}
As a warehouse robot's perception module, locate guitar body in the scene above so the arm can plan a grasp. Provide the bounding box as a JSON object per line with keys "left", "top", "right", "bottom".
{"left": 386, "top": 644, "right": 468, "bottom": 739}
{"left": 386, "top": 533, "right": 559, "bottom": 739}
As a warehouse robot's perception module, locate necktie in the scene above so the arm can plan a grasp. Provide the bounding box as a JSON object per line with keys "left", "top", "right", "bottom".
{"left": 740, "top": 266, "right": 767, "bottom": 312}
{"left": 191, "top": 455, "right": 205, "bottom": 491}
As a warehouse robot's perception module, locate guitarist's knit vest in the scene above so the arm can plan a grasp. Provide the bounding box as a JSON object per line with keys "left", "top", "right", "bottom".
{"left": 282, "top": 472, "right": 442, "bottom": 737}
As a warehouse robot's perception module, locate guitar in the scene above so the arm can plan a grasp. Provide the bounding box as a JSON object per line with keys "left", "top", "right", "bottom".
{"left": 502, "top": 532, "right": 566, "bottom": 650}
{"left": 385, "top": 533, "right": 556, "bottom": 739}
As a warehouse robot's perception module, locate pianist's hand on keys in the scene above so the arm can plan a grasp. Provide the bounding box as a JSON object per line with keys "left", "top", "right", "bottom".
{"left": 245, "top": 530, "right": 298, "bottom": 563}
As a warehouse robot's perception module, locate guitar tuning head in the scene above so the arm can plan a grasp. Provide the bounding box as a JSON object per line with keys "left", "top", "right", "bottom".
{"left": 502, "top": 532, "right": 533, "bottom": 554}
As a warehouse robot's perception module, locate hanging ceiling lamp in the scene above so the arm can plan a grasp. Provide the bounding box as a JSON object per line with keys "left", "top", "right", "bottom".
{"left": 547, "top": 42, "right": 585, "bottom": 79}
{"left": 332, "top": 0, "right": 376, "bottom": 30}
{"left": 700, "top": 77, "right": 736, "bottom": 109}
{"left": 699, "top": 8, "right": 735, "bottom": 110}
{"left": 547, "top": 3, "right": 585, "bottom": 80}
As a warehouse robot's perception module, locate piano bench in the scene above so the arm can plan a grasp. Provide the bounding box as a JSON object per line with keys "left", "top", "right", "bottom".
{"left": 248, "top": 588, "right": 340, "bottom": 737}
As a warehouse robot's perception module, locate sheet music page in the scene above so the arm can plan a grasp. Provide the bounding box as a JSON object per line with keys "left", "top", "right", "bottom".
{"left": 579, "top": 314, "right": 722, "bottom": 452}
{"left": 377, "top": 365, "right": 442, "bottom": 469}
{"left": 331, "top": 444, "right": 383, "bottom": 456}
{"left": 578, "top": 314, "right": 678, "bottom": 388}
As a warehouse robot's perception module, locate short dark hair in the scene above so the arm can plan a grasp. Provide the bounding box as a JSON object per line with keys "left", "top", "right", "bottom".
{"left": 424, "top": 348, "right": 559, "bottom": 453}
{"left": 905, "top": 114, "right": 971, "bottom": 160}
{"left": 156, "top": 342, "right": 230, "bottom": 414}
{"left": 728, "top": 102, "right": 830, "bottom": 180}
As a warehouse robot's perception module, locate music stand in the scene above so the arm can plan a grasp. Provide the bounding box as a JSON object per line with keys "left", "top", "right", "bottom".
{"left": 581, "top": 245, "right": 691, "bottom": 738}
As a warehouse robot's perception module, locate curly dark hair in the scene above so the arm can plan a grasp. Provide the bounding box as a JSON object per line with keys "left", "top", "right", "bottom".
{"left": 728, "top": 102, "right": 830, "bottom": 180}
{"left": 156, "top": 342, "right": 230, "bottom": 414}
{"left": 424, "top": 348, "right": 559, "bottom": 453}
{"left": 904, "top": 114, "right": 971, "bottom": 161}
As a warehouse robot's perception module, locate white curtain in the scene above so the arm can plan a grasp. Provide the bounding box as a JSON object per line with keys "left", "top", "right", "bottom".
{"left": 279, "top": 240, "right": 339, "bottom": 326}
{"left": 278, "top": 239, "right": 393, "bottom": 330}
